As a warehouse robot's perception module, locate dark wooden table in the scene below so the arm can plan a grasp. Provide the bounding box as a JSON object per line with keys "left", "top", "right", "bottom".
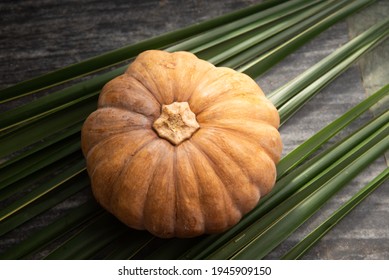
{"left": 1, "top": 0, "right": 388, "bottom": 259}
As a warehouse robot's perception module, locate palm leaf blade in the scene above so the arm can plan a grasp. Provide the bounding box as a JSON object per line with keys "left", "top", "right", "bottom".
{"left": 182, "top": 109, "right": 388, "bottom": 260}
{"left": 231, "top": 136, "right": 389, "bottom": 260}
{"left": 0, "top": 200, "right": 101, "bottom": 260}
{"left": 0, "top": 0, "right": 386, "bottom": 260}
{"left": 0, "top": 0, "right": 286, "bottom": 103}
{"left": 282, "top": 167, "right": 389, "bottom": 260}
{"left": 208, "top": 129, "right": 388, "bottom": 259}
{"left": 239, "top": 0, "right": 374, "bottom": 76}
{"left": 0, "top": 171, "right": 89, "bottom": 237}
{"left": 277, "top": 83, "right": 389, "bottom": 178}
{"left": 43, "top": 212, "right": 128, "bottom": 260}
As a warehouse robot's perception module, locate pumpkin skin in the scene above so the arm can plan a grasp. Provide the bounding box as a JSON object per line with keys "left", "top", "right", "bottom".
{"left": 81, "top": 50, "right": 282, "bottom": 238}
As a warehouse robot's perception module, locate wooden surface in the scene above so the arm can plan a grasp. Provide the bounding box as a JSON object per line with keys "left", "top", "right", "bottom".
{"left": 0, "top": 0, "right": 388, "bottom": 259}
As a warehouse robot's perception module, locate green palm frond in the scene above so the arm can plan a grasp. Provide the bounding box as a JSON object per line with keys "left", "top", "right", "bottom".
{"left": 282, "top": 166, "right": 389, "bottom": 260}
{"left": 0, "top": 0, "right": 387, "bottom": 260}
{"left": 0, "top": 0, "right": 286, "bottom": 103}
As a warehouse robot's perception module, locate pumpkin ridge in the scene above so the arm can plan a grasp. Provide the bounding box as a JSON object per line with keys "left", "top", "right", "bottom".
{"left": 142, "top": 142, "right": 176, "bottom": 237}
{"left": 98, "top": 105, "right": 157, "bottom": 129}
{"left": 189, "top": 138, "right": 243, "bottom": 225}
{"left": 199, "top": 126, "right": 277, "bottom": 196}
{"left": 200, "top": 124, "right": 279, "bottom": 170}
{"left": 172, "top": 147, "right": 179, "bottom": 236}
{"left": 191, "top": 132, "right": 257, "bottom": 214}
{"left": 196, "top": 99, "right": 279, "bottom": 129}
{"left": 102, "top": 105, "right": 156, "bottom": 124}
{"left": 200, "top": 117, "right": 273, "bottom": 127}
{"left": 124, "top": 75, "right": 161, "bottom": 116}
{"left": 98, "top": 74, "right": 160, "bottom": 119}
{"left": 190, "top": 67, "right": 233, "bottom": 98}
{"left": 192, "top": 90, "right": 261, "bottom": 116}
{"left": 177, "top": 62, "right": 216, "bottom": 103}
{"left": 92, "top": 105, "right": 152, "bottom": 125}
{"left": 87, "top": 131, "right": 157, "bottom": 209}
{"left": 182, "top": 142, "right": 206, "bottom": 226}
{"left": 84, "top": 127, "right": 153, "bottom": 158}
{"left": 189, "top": 67, "right": 263, "bottom": 115}
{"left": 109, "top": 139, "right": 169, "bottom": 231}
{"left": 108, "top": 136, "right": 160, "bottom": 211}
{"left": 194, "top": 128, "right": 252, "bottom": 180}
{"left": 189, "top": 72, "right": 239, "bottom": 115}
{"left": 136, "top": 57, "right": 175, "bottom": 105}
{"left": 99, "top": 84, "right": 160, "bottom": 119}
{"left": 139, "top": 62, "right": 164, "bottom": 103}
{"left": 86, "top": 130, "right": 156, "bottom": 174}
{"left": 155, "top": 50, "right": 215, "bottom": 103}
{"left": 126, "top": 72, "right": 163, "bottom": 106}
{"left": 174, "top": 143, "right": 205, "bottom": 237}
{"left": 200, "top": 122, "right": 281, "bottom": 164}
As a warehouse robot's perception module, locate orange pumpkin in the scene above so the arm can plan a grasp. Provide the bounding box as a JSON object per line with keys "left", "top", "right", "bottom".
{"left": 81, "top": 50, "right": 282, "bottom": 238}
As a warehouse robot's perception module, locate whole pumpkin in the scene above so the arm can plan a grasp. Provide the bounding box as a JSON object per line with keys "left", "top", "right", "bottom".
{"left": 81, "top": 50, "right": 282, "bottom": 238}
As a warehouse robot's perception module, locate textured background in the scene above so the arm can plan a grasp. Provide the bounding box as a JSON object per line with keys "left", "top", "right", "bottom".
{"left": 0, "top": 0, "right": 388, "bottom": 259}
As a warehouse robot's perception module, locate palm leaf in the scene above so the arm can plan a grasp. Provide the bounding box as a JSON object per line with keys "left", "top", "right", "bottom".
{"left": 206, "top": 117, "right": 388, "bottom": 259}
{"left": 0, "top": 200, "right": 101, "bottom": 260}
{"left": 0, "top": 0, "right": 286, "bottom": 103}
{"left": 0, "top": 1, "right": 340, "bottom": 132}
{"left": 181, "top": 84, "right": 389, "bottom": 260}
{"left": 199, "top": 0, "right": 336, "bottom": 65}
{"left": 282, "top": 166, "right": 389, "bottom": 260}
{"left": 43, "top": 212, "right": 129, "bottom": 260}
{"left": 0, "top": 0, "right": 387, "bottom": 260}
{"left": 235, "top": 139, "right": 388, "bottom": 260}
{"left": 169, "top": 0, "right": 319, "bottom": 53}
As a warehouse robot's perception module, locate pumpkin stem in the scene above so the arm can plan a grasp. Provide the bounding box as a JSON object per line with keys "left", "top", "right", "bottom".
{"left": 153, "top": 101, "right": 200, "bottom": 145}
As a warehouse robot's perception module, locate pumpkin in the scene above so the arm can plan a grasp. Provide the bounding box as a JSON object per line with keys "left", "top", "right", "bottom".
{"left": 81, "top": 50, "right": 282, "bottom": 238}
